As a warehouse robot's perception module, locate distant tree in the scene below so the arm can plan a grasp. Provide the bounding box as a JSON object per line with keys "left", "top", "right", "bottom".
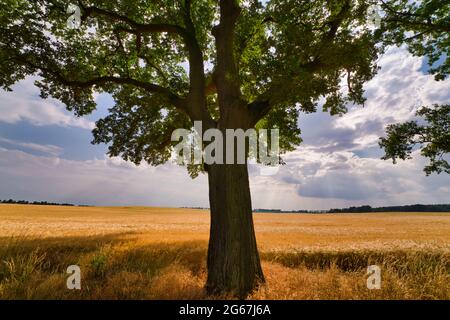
{"left": 327, "top": 204, "right": 450, "bottom": 213}
{"left": 380, "top": 105, "right": 450, "bottom": 175}
{"left": 378, "top": 0, "right": 450, "bottom": 173}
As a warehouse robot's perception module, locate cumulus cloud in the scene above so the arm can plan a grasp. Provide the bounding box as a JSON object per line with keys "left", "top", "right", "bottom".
{"left": 0, "top": 148, "right": 209, "bottom": 207}
{"left": 249, "top": 148, "right": 450, "bottom": 209}
{"left": 0, "top": 47, "right": 449, "bottom": 210}
{"left": 335, "top": 46, "right": 450, "bottom": 132}
{"left": 297, "top": 47, "right": 450, "bottom": 157}
{"left": 0, "top": 77, "right": 94, "bottom": 129}
{"left": 248, "top": 46, "right": 450, "bottom": 210}
{"left": 0, "top": 137, "right": 63, "bottom": 156}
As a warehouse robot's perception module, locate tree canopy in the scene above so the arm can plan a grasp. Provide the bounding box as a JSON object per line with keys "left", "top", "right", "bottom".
{"left": 0, "top": 0, "right": 380, "bottom": 172}
{"left": 2, "top": 0, "right": 449, "bottom": 298}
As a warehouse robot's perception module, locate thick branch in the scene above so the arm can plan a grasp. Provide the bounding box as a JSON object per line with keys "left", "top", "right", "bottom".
{"left": 248, "top": 60, "right": 325, "bottom": 126}
{"left": 78, "top": 1, "right": 212, "bottom": 124}
{"left": 324, "top": 0, "right": 352, "bottom": 42}
{"left": 205, "top": 79, "right": 217, "bottom": 96}
{"left": 80, "top": 2, "right": 188, "bottom": 37}
{"left": 385, "top": 17, "right": 450, "bottom": 33}
{"left": 237, "top": 16, "right": 274, "bottom": 67}
{"left": 380, "top": 0, "right": 450, "bottom": 33}
{"left": 248, "top": 100, "right": 271, "bottom": 127}
{"left": 13, "top": 53, "right": 187, "bottom": 112}
{"left": 247, "top": 1, "right": 352, "bottom": 126}
{"left": 213, "top": 0, "right": 242, "bottom": 112}
{"left": 181, "top": 0, "right": 212, "bottom": 124}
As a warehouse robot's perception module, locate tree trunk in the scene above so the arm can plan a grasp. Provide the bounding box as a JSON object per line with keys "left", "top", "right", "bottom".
{"left": 206, "top": 163, "right": 265, "bottom": 298}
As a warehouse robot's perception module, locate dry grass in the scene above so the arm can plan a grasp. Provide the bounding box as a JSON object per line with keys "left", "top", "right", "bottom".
{"left": 0, "top": 204, "right": 449, "bottom": 300}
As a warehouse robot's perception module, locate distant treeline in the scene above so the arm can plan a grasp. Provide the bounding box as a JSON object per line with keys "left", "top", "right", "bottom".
{"left": 255, "top": 204, "right": 450, "bottom": 214}
{"left": 0, "top": 199, "right": 79, "bottom": 206}
{"left": 328, "top": 204, "right": 450, "bottom": 213}
{"left": 254, "top": 209, "right": 327, "bottom": 214}
{"left": 2, "top": 201, "right": 448, "bottom": 212}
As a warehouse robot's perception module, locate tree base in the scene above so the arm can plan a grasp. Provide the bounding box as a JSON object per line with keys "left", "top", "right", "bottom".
{"left": 206, "top": 163, "right": 265, "bottom": 299}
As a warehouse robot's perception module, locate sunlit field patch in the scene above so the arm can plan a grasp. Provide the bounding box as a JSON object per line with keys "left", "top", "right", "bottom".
{"left": 0, "top": 204, "right": 449, "bottom": 299}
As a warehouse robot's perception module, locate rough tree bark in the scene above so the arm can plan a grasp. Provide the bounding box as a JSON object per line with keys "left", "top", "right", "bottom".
{"left": 177, "top": 0, "right": 266, "bottom": 298}
{"left": 206, "top": 163, "right": 265, "bottom": 298}
{"left": 202, "top": 0, "right": 267, "bottom": 298}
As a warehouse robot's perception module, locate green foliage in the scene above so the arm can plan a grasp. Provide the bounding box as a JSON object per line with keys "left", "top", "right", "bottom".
{"left": 0, "top": 0, "right": 391, "bottom": 174}
{"left": 240, "top": 0, "right": 379, "bottom": 113}
{"left": 90, "top": 249, "right": 109, "bottom": 278}
{"left": 256, "top": 104, "right": 302, "bottom": 154}
{"left": 92, "top": 87, "right": 192, "bottom": 166}
{"left": 378, "top": 0, "right": 450, "bottom": 81}
{"left": 376, "top": 0, "right": 449, "bottom": 174}
{"left": 379, "top": 105, "right": 450, "bottom": 175}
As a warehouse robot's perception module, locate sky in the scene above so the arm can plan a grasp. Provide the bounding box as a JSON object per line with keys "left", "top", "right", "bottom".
{"left": 0, "top": 46, "right": 449, "bottom": 210}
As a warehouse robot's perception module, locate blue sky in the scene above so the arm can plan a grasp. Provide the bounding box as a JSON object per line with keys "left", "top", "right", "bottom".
{"left": 0, "top": 46, "right": 449, "bottom": 210}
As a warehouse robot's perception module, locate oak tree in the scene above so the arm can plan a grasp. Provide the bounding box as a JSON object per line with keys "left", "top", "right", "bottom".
{"left": 1, "top": 0, "right": 383, "bottom": 297}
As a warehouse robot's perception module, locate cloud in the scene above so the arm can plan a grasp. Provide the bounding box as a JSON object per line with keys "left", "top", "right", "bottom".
{"left": 335, "top": 46, "right": 450, "bottom": 132}
{"left": 249, "top": 148, "right": 450, "bottom": 209}
{"left": 0, "top": 148, "right": 209, "bottom": 207}
{"left": 297, "top": 47, "right": 450, "bottom": 157}
{"left": 0, "top": 77, "right": 94, "bottom": 129}
{"left": 0, "top": 47, "right": 449, "bottom": 210}
{"left": 248, "top": 47, "right": 450, "bottom": 209}
{"left": 0, "top": 137, "right": 63, "bottom": 156}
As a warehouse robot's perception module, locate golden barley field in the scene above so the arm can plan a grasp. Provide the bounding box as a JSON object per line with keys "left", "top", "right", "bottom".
{"left": 0, "top": 204, "right": 449, "bottom": 300}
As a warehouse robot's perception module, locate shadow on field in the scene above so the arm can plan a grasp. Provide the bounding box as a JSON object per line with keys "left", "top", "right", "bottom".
{"left": 0, "top": 233, "right": 449, "bottom": 299}
{"left": 262, "top": 250, "right": 450, "bottom": 275}
{"left": 0, "top": 233, "right": 211, "bottom": 299}
{"left": 0, "top": 233, "right": 133, "bottom": 273}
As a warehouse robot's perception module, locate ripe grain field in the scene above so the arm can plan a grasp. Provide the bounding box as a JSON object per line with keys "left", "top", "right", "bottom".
{"left": 0, "top": 204, "right": 449, "bottom": 299}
